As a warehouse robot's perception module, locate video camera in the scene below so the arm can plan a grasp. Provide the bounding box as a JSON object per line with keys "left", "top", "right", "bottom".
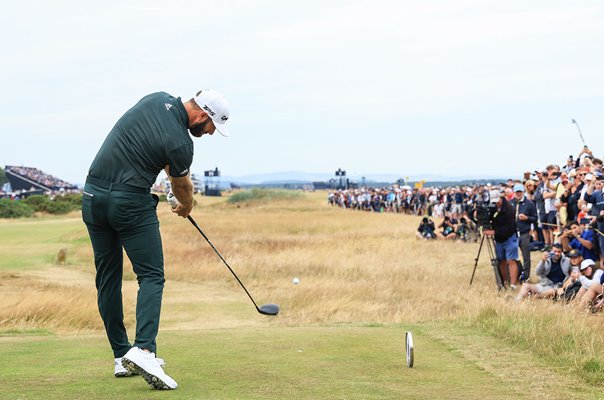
{"left": 475, "top": 202, "right": 496, "bottom": 230}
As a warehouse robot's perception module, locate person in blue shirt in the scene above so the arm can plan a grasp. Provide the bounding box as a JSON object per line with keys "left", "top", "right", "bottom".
{"left": 559, "top": 220, "right": 597, "bottom": 261}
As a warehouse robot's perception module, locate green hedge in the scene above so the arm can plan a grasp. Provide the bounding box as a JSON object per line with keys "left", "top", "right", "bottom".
{"left": 0, "top": 199, "right": 34, "bottom": 218}
{"left": 23, "top": 195, "right": 50, "bottom": 212}
{"left": 0, "top": 194, "right": 83, "bottom": 218}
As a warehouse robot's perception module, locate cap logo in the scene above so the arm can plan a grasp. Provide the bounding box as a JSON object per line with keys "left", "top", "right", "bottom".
{"left": 221, "top": 115, "right": 228, "bottom": 122}
{"left": 202, "top": 105, "right": 215, "bottom": 116}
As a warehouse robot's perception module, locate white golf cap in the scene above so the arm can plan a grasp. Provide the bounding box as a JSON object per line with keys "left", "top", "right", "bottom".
{"left": 194, "top": 89, "right": 231, "bottom": 137}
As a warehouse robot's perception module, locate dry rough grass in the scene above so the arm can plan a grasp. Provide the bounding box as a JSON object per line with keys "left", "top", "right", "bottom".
{"left": 160, "top": 193, "right": 520, "bottom": 324}
{"left": 0, "top": 271, "right": 105, "bottom": 332}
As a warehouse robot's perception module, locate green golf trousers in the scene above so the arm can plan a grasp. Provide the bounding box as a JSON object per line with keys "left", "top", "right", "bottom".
{"left": 82, "top": 180, "right": 163, "bottom": 358}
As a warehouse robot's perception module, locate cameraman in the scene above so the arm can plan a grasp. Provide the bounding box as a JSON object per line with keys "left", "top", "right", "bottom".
{"left": 456, "top": 216, "right": 471, "bottom": 241}
{"left": 416, "top": 217, "right": 436, "bottom": 240}
{"left": 436, "top": 215, "right": 457, "bottom": 240}
{"left": 488, "top": 190, "right": 520, "bottom": 289}
{"left": 510, "top": 183, "right": 538, "bottom": 280}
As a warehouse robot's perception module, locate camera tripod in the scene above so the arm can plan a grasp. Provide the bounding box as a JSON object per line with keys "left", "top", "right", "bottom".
{"left": 469, "top": 229, "right": 505, "bottom": 290}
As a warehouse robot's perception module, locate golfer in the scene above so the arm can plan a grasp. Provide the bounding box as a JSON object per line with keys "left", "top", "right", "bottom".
{"left": 82, "top": 89, "right": 231, "bottom": 390}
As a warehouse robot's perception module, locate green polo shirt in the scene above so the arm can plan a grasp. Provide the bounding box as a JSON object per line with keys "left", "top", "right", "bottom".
{"left": 88, "top": 92, "right": 193, "bottom": 188}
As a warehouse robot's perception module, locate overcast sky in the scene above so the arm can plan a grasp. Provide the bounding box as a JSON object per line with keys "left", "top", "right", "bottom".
{"left": 1, "top": 0, "right": 603, "bottom": 184}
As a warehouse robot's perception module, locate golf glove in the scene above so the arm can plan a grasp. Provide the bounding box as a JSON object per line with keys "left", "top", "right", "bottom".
{"left": 167, "top": 190, "right": 180, "bottom": 209}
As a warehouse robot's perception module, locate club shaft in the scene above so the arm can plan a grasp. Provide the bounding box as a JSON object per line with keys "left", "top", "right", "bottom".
{"left": 187, "top": 215, "right": 260, "bottom": 311}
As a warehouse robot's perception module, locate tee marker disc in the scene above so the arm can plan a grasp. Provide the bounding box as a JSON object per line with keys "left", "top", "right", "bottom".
{"left": 405, "top": 331, "right": 414, "bottom": 368}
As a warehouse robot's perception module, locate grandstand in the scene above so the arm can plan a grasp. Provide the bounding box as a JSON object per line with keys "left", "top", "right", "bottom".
{"left": 5, "top": 165, "right": 78, "bottom": 192}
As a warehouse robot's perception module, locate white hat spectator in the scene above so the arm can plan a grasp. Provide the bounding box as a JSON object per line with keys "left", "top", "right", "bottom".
{"left": 580, "top": 259, "right": 596, "bottom": 271}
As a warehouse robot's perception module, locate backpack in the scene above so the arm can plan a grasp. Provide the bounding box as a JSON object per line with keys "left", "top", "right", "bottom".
{"left": 562, "top": 280, "right": 582, "bottom": 302}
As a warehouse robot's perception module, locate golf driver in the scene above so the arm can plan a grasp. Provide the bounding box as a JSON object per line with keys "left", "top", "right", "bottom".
{"left": 571, "top": 118, "right": 587, "bottom": 147}
{"left": 187, "top": 215, "right": 279, "bottom": 316}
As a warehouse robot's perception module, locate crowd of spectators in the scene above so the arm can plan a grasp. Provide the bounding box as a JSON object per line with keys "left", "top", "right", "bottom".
{"left": 328, "top": 145, "right": 604, "bottom": 308}
{"left": 327, "top": 184, "right": 487, "bottom": 241}
{"left": 6, "top": 165, "right": 76, "bottom": 190}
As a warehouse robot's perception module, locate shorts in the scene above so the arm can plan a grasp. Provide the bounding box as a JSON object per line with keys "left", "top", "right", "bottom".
{"left": 538, "top": 208, "right": 547, "bottom": 224}
{"left": 452, "top": 203, "right": 463, "bottom": 215}
{"left": 535, "top": 283, "right": 556, "bottom": 293}
{"left": 496, "top": 234, "right": 519, "bottom": 261}
{"left": 545, "top": 210, "right": 557, "bottom": 228}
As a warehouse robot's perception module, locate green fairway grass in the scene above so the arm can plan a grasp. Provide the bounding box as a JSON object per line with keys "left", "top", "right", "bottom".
{"left": 0, "top": 326, "right": 528, "bottom": 400}
{"left": 2, "top": 324, "right": 601, "bottom": 400}
{"left": 0, "top": 216, "right": 87, "bottom": 270}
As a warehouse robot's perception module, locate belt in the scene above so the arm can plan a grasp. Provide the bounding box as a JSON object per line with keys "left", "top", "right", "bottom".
{"left": 86, "top": 176, "right": 150, "bottom": 194}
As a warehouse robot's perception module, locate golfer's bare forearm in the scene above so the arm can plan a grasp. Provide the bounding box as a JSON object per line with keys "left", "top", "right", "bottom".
{"left": 164, "top": 165, "right": 194, "bottom": 208}
{"left": 171, "top": 178, "right": 194, "bottom": 208}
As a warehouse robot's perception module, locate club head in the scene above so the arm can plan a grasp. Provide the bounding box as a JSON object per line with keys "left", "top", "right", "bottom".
{"left": 258, "top": 303, "right": 280, "bottom": 316}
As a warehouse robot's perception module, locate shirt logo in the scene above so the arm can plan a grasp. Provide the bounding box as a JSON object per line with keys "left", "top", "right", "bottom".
{"left": 221, "top": 115, "right": 228, "bottom": 122}
{"left": 165, "top": 103, "right": 173, "bottom": 110}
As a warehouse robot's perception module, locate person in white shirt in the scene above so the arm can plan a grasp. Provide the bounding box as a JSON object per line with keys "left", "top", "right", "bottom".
{"left": 576, "top": 259, "right": 603, "bottom": 303}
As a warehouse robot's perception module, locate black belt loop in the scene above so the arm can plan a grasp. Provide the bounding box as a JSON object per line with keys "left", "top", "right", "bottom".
{"left": 86, "top": 176, "right": 150, "bottom": 194}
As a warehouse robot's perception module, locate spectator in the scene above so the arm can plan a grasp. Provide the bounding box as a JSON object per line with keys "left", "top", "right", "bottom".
{"left": 455, "top": 216, "right": 472, "bottom": 241}
{"left": 510, "top": 183, "right": 538, "bottom": 280}
{"left": 576, "top": 259, "right": 603, "bottom": 302}
{"left": 542, "top": 165, "right": 561, "bottom": 248}
{"left": 452, "top": 187, "right": 464, "bottom": 219}
{"left": 551, "top": 249, "right": 584, "bottom": 301}
{"left": 416, "top": 217, "right": 436, "bottom": 240}
{"left": 533, "top": 169, "right": 548, "bottom": 248}
{"left": 557, "top": 172, "right": 570, "bottom": 227}
{"left": 559, "top": 220, "right": 597, "bottom": 262}
{"left": 436, "top": 215, "right": 457, "bottom": 240}
{"left": 489, "top": 189, "right": 520, "bottom": 289}
{"left": 516, "top": 244, "right": 570, "bottom": 300}
{"left": 5, "top": 165, "right": 76, "bottom": 190}
{"left": 562, "top": 155, "right": 575, "bottom": 174}
{"left": 584, "top": 176, "right": 604, "bottom": 268}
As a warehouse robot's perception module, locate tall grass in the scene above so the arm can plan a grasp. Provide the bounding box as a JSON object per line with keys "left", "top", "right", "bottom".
{"left": 0, "top": 272, "right": 107, "bottom": 332}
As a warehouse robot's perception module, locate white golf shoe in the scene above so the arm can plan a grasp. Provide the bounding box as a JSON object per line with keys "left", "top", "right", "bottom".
{"left": 121, "top": 347, "right": 177, "bottom": 390}
{"left": 114, "top": 358, "right": 137, "bottom": 377}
